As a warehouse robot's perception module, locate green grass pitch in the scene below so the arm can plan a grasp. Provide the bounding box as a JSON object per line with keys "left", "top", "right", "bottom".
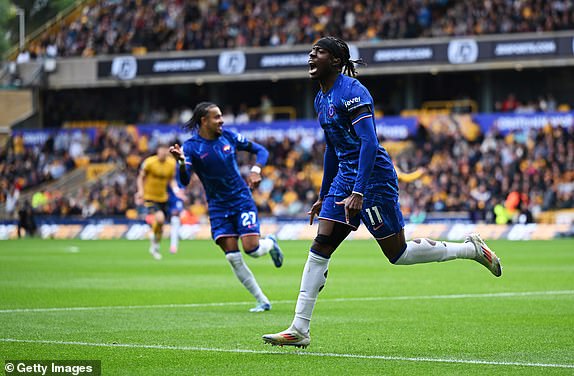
{"left": 1, "top": 238, "right": 573, "bottom": 375}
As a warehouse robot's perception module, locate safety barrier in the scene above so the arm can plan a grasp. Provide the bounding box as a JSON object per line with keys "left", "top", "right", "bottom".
{"left": 1, "top": 222, "right": 571, "bottom": 241}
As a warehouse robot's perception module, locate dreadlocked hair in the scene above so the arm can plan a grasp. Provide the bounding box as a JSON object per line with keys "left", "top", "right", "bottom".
{"left": 319, "top": 36, "right": 366, "bottom": 77}
{"left": 182, "top": 102, "right": 217, "bottom": 132}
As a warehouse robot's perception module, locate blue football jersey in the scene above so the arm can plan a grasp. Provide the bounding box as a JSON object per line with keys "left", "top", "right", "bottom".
{"left": 181, "top": 130, "right": 256, "bottom": 216}
{"left": 314, "top": 74, "right": 397, "bottom": 187}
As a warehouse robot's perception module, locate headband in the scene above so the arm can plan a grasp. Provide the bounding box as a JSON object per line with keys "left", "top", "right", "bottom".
{"left": 314, "top": 37, "right": 348, "bottom": 61}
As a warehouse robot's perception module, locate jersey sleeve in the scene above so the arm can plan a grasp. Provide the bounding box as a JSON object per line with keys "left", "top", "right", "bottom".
{"left": 229, "top": 130, "right": 250, "bottom": 150}
{"left": 342, "top": 81, "right": 378, "bottom": 195}
{"left": 230, "top": 130, "right": 269, "bottom": 166}
{"left": 141, "top": 157, "right": 151, "bottom": 173}
{"left": 338, "top": 81, "right": 373, "bottom": 114}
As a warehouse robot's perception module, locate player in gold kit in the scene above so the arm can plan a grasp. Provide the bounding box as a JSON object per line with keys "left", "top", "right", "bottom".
{"left": 136, "top": 144, "right": 185, "bottom": 259}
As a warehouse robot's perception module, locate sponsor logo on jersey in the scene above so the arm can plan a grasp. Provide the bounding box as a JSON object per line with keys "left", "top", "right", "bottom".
{"left": 343, "top": 97, "right": 361, "bottom": 108}
{"left": 223, "top": 144, "right": 232, "bottom": 153}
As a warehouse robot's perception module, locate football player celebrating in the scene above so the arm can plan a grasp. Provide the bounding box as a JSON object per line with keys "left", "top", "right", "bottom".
{"left": 170, "top": 102, "right": 283, "bottom": 313}
{"left": 262, "top": 37, "right": 502, "bottom": 348}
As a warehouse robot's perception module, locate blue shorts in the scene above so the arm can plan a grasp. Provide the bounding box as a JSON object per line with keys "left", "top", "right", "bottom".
{"left": 167, "top": 193, "right": 184, "bottom": 215}
{"left": 318, "top": 178, "right": 405, "bottom": 239}
{"left": 210, "top": 200, "right": 261, "bottom": 241}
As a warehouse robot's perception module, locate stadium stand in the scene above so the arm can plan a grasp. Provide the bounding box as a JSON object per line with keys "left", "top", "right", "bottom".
{"left": 17, "top": 0, "right": 574, "bottom": 58}
{"left": 2, "top": 1, "right": 572, "bottom": 231}
{"left": 1, "top": 120, "right": 572, "bottom": 225}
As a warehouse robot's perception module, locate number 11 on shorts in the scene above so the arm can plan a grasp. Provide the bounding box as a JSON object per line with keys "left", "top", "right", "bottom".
{"left": 365, "top": 206, "right": 383, "bottom": 226}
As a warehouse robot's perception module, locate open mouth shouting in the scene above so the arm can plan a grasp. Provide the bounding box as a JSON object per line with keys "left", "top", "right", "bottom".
{"left": 308, "top": 61, "right": 318, "bottom": 77}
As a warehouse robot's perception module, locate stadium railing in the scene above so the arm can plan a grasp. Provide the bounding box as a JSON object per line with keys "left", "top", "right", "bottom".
{"left": 421, "top": 99, "right": 478, "bottom": 114}
{"left": 247, "top": 106, "right": 297, "bottom": 121}
{"left": 7, "top": 0, "right": 97, "bottom": 61}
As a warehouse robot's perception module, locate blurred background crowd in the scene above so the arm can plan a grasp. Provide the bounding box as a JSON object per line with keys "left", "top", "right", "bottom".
{"left": 17, "top": 0, "right": 574, "bottom": 59}
{"left": 1, "top": 119, "right": 572, "bottom": 225}
{"left": 2, "top": 0, "right": 573, "bottom": 228}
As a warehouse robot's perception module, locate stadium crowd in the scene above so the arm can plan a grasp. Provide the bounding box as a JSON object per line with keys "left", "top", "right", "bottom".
{"left": 1, "top": 119, "right": 572, "bottom": 225}
{"left": 19, "top": 0, "right": 574, "bottom": 58}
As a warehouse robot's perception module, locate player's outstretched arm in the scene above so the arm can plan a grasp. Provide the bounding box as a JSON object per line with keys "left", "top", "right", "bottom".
{"left": 239, "top": 137, "right": 268, "bottom": 189}
{"left": 169, "top": 144, "right": 184, "bottom": 160}
{"left": 246, "top": 140, "right": 269, "bottom": 166}
{"left": 247, "top": 165, "right": 262, "bottom": 189}
{"left": 170, "top": 144, "right": 192, "bottom": 186}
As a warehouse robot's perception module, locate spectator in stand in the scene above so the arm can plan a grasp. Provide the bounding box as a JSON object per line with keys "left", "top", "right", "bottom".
{"left": 1, "top": 120, "right": 571, "bottom": 223}
{"left": 222, "top": 107, "right": 236, "bottom": 124}
{"left": 235, "top": 103, "right": 250, "bottom": 124}
{"left": 34, "top": 0, "right": 573, "bottom": 58}
{"left": 259, "top": 95, "right": 274, "bottom": 123}
{"left": 501, "top": 93, "right": 519, "bottom": 112}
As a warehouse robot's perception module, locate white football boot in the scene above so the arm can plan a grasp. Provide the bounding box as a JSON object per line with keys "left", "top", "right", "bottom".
{"left": 262, "top": 327, "right": 310, "bottom": 348}
{"left": 466, "top": 233, "right": 502, "bottom": 277}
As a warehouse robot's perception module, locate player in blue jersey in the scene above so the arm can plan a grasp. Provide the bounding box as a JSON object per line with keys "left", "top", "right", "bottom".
{"left": 169, "top": 102, "right": 284, "bottom": 313}
{"left": 263, "top": 36, "right": 502, "bottom": 348}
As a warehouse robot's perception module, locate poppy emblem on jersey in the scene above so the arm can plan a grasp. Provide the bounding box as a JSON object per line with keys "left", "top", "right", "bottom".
{"left": 328, "top": 104, "right": 335, "bottom": 118}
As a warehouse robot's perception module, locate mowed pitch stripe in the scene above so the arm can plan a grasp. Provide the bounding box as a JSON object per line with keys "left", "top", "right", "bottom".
{"left": 0, "top": 290, "right": 572, "bottom": 314}
{"left": 1, "top": 338, "right": 573, "bottom": 369}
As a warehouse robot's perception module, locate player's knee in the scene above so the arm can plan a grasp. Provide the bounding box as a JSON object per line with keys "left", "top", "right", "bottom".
{"left": 384, "top": 244, "right": 407, "bottom": 264}
{"left": 241, "top": 238, "right": 259, "bottom": 255}
{"left": 311, "top": 234, "right": 337, "bottom": 257}
{"left": 376, "top": 231, "right": 407, "bottom": 264}
{"left": 244, "top": 246, "right": 259, "bottom": 257}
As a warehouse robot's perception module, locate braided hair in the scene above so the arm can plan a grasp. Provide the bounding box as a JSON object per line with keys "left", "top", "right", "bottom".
{"left": 182, "top": 102, "right": 218, "bottom": 132}
{"left": 314, "top": 36, "right": 365, "bottom": 77}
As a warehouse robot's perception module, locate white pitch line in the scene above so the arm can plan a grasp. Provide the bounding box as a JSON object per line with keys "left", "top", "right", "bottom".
{"left": 1, "top": 338, "right": 573, "bottom": 369}
{"left": 0, "top": 290, "right": 572, "bottom": 314}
